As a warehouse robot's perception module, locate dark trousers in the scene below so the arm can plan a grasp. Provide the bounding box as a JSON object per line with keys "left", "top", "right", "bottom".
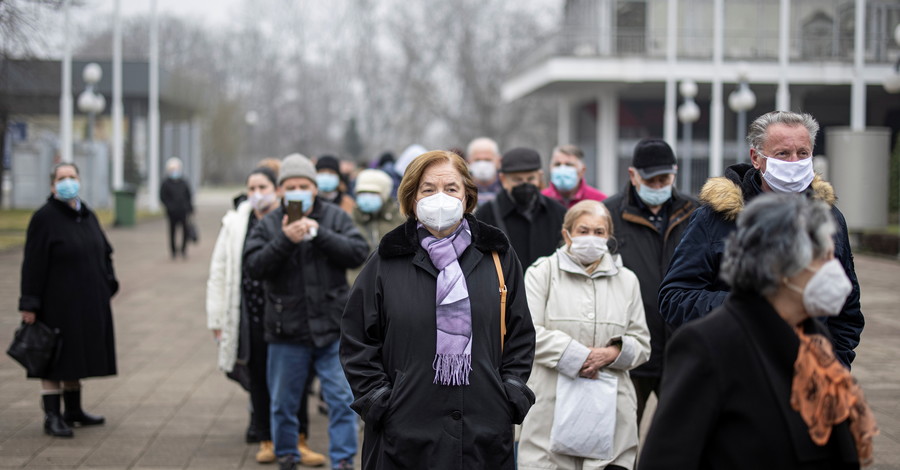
{"left": 248, "top": 316, "right": 272, "bottom": 441}
{"left": 631, "top": 374, "right": 661, "bottom": 425}
{"left": 166, "top": 214, "right": 187, "bottom": 257}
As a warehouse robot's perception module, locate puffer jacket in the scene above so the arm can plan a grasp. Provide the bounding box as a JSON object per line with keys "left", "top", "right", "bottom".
{"left": 658, "top": 163, "right": 864, "bottom": 367}
{"left": 243, "top": 198, "right": 369, "bottom": 346}
{"left": 518, "top": 248, "right": 650, "bottom": 470}
{"left": 206, "top": 200, "right": 253, "bottom": 372}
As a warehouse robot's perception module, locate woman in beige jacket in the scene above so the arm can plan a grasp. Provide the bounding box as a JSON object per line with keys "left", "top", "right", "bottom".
{"left": 518, "top": 200, "right": 651, "bottom": 470}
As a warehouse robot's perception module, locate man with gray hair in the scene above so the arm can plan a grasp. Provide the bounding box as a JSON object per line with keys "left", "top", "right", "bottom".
{"left": 541, "top": 144, "right": 607, "bottom": 208}
{"left": 658, "top": 110, "right": 864, "bottom": 368}
{"left": 466, "top": 137, "right": 503, "bottom": 206}
{"left": 159, "top": 157, "right": 193, "bottom": 259}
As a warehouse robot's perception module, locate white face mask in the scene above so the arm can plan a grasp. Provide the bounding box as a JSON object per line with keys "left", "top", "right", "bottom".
{"left": 786, "top": 259, "right": 852, "bottom": 317}
{"left": 416, "top": 192, "right": 464, "bottom": 233}
{"left": 760, "top": 153, "right": 814, "bottom": 193}
{"left": 249, "top": 191, "right": 276, "bottom": 212}
{"left": 567, "top": 233, "right": 609, "bottom": 265}
{"left": 469, "top": 160, "right": 497, "bottom": 183}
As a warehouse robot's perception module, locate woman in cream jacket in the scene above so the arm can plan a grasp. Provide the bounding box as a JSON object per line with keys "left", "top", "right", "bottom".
{"left": 518, "top": 200, "right": 651, "bottom": 470}
{"left": 206, "top": 166, "right": 288, "bottom": 464}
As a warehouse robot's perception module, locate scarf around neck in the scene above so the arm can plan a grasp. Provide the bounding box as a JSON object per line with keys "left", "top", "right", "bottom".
{"left": 790, "top": 327, "right": 878, "bottom": 465}
{"left": 418, "top": 219, "right": 473, "bottom": 386}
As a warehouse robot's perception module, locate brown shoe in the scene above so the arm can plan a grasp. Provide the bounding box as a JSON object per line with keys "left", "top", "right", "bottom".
{"left": 297, "top": 433, "right": 326, "bottom": 467}
{"left": 256, "top": 440, "right": 276, "bottom": 464}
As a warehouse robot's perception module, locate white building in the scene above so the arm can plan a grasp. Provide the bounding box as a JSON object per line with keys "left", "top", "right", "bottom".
{"left": 502, "top": 0, "right": 900, "bottom": 206}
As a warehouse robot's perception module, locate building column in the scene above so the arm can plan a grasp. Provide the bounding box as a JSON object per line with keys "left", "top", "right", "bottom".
{"left": 596, "top": 90, "right": 618, "bottom": 196}
{"left": 776, "top": 0, "right": 791, "bottom": 111}
{"left": 557, "top": 96, "right": 573, "bottom": 146}
{"left": 709, "top": 0, "right": 724, "bottom": 177}
{"left": 191, "top": 115, "right": 202, "bottom": 191}
{"left": 663, "top": 0, "right": 679, "bottom": 148}
{"left": 851, "top": 0, "right": 866, "bottom": 130}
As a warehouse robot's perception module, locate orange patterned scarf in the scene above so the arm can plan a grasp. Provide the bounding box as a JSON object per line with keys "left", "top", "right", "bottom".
{"left": 790, "top": 328, "right": 879, "bottom": 466}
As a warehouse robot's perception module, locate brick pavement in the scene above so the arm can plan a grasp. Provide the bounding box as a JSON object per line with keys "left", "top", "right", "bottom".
{"left": 0, "top": 189, "right": 898, "bottom": 469}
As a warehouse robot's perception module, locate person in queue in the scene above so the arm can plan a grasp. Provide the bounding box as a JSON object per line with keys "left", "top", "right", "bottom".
{"left": 517, "top": 200, "right": 650, "bottom": 470}
{"left": 19, "top": 162, "right": 118, "bottom": 438}
{"left": 466, "top": 137, "right": 503, "bottom": 206}
{"left": 603, "top": 138, "right": 699, "bottom": 425}
{"left": 244, "top": 154, "right": 368, "bottom": 470}
{"left": 640, "top": 194, "right": 877, "bottom": 469}
{"left": 541, "top": 144, "right": 607, "bottom": 208}
{"left": 206, "top": 166, "right": 326, "bottom": 465}
{"left": 340, "top": 150, "right": 536, "bottom": 469}
{"left": 347, "top": 169, "right": 401, "bottom": 284}
{"left": 315, "top": 155, "right": 355, "bottom": 214}
{"left": 474, "top": 147, "right": 567, "bottom": 268}
{"left": 159, "top": 157, "right": 194, "bottom": 259}
{"left": 658, "top": 111, "right": 864, "bottom": 368}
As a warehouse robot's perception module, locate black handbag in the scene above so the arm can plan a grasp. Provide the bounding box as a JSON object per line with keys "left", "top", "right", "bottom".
{"left": 6, "top": 321, "right": 61, "bottom": 377}
{"left": 186, "top": 217, "right": 199, "bottom": 243}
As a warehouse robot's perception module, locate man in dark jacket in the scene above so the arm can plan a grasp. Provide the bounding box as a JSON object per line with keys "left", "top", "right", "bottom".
{"left": 658, "top": 111, "right": 864, "bottom": 368}
{"left": 244, "top": 154, "right": 369, "bottom": 470}
{"left": 475, "top": 147, "right": 567, "bottom": 269}
{"left": 159, "top": 157, "right": 193, "bottom": 259}
{"left": 604, "top": 138, "right": 698, "bottom": 424}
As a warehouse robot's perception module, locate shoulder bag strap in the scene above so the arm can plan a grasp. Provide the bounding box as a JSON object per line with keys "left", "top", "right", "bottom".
{"left": 491, "top": 251, "right": 508, "bottom": 353}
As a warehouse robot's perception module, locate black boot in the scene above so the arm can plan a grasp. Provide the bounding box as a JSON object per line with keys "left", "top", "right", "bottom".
{"left": 62, "top": 388, "right": 105, "bottom": 426}
{"left": 42, "top": 393, "right": 74, "bottom": 438}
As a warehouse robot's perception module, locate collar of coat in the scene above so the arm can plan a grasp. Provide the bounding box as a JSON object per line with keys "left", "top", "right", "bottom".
{"left": 698, "top": 163, "right": 837, "bottom": 222}
{"left": 378, "top": 213, "right": 509, "bottom": 258}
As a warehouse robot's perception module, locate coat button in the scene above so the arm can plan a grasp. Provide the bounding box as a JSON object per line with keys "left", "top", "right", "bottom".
{"left": 450, "top": 411, "right": 462, "bottom": 420}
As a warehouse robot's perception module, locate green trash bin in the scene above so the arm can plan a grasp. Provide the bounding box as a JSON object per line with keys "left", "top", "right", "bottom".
{"left": 114, "top": 187, "right": 136, "bottom": 227}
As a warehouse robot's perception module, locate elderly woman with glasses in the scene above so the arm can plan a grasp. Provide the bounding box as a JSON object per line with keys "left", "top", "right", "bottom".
{"left": 640, "top": 194, "right": 877, "bottom": 470}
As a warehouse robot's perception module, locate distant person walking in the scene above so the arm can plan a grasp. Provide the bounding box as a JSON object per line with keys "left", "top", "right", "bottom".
{"left": 160, "top": 157, "right": 194, "bottom": 259}
{"left": 18, "top": 162, "right": 118, "bottom": 438}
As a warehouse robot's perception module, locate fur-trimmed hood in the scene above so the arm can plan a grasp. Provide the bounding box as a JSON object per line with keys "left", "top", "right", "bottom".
{"left": 378, "top": 213, "right": 509, "bottom": 258}
{"left": 699, "top": 163, "right": 837, "bottom": 221}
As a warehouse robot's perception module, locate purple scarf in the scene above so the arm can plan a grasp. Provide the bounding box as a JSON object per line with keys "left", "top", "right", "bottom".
{"left": 419, "top": 219, "right": 473, "bottom": 386}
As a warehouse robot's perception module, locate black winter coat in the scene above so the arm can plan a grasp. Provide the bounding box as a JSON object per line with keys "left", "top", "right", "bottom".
{"left": 658, "top": 164, "right": 864, "bottom": 367}
{"left": 474, "top": 189, "right": 567, "bottom": 269}
{"left": 341, "top": 215, "right": 536, "bottom": 470}
{"left": 18, "top": 197, "right": 118, "bottom": 380}
{"left": 604, "top": 183, "right": 698, "bottom": 377}
{"left": 243, "top": 199, "right": 369, "bottom": 346}
{"left": 639, "top": 291, "right": 859, "bottom": 470}
{"left": 160, "top": 177, "right": 193, "bottom": 219}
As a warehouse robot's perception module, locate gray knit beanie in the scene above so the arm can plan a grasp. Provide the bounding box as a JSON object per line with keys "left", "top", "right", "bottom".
{"left": 279, "top": 153, "right": 317, "bottom": 186}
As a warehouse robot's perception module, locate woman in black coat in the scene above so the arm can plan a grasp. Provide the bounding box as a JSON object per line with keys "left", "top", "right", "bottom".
{"left": 18, "top": 163, "right": 118, "bottom": 438}
{"left": 341, "top": 150, "right": 536, "bottom": 470}
{"left": 639, "top": 194, "right": 877, "bottom": 470}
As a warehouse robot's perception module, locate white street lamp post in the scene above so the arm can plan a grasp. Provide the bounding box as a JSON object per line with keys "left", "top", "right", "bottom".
{"left": 77, "top": 63, "right": 106, "bottom": 141}
{"left": 728, "top": 64, "right": 757, "bottom": 163}
{"left": 885, "top": 25, "right": 900, "bottom": 260}
{"left": 678, "top": 80, "right": 701, "bottom": 194}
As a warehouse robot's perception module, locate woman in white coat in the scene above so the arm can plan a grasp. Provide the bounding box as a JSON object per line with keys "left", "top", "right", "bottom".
{"left": 518, "top": 200, "right": 651, "bottom": 470}
{"left": 206, "top": 166, "right": 292, "bottom": 464}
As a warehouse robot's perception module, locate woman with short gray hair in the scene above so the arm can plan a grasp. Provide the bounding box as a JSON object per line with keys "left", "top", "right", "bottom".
{"left": 640, "top": 194, "right": 877, "bottom": 469}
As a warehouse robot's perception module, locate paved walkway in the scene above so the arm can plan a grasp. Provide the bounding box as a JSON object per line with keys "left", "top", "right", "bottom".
{"left": 0, "top": 189, "right": 898, "bottom": 469}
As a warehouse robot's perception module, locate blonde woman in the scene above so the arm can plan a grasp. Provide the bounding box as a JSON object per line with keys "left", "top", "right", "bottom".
{"left": 518, "top": 200, "right": 650, "bottom": 470}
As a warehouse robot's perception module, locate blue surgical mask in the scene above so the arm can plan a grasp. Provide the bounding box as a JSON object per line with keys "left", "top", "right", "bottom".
{"left": 169, "top": 170, "right": 182, "bottom": 179}
{"left": 356, "top": 193, "right": 383, "bottom": 214}
{"left": 55, "top": 178, "right": 80, "bottom": 200}
{"left": 284, "top": 190, "right": 313, "bottom": 212}
{"left": 316, "top": 173, "right": 340, "bottom": 192}
{"left": 637, "top": 184, "right": 672, "bottom": 207}
{"left": 550, "top": 165, "right": 579, "bottom": 192}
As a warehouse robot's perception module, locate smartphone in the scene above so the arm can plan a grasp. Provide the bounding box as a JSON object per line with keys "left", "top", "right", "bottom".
{"left": 286, "top": 200, "right": 304, "bottom": 224}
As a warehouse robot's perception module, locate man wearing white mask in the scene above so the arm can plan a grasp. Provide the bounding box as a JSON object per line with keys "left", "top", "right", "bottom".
{"left": 658, "top": 111, "right": 864, "bottom": 369}
{"left": 604, "top": 138, "right": 698, "bottom": 425}
{"left": 466, "top": 137, "right": 503, "bottom": 206}
{"left": 542, "top": 144, "right": 607, "bottom": 208}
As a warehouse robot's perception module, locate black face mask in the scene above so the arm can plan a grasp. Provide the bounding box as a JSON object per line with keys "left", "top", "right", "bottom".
{"left": 510, "top": 183, "right": 539, "bottom": 208}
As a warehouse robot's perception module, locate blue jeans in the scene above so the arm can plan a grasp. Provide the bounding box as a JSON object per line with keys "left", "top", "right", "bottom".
{"left": 268, "top": 341, "right": 358, "bottom": 464}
